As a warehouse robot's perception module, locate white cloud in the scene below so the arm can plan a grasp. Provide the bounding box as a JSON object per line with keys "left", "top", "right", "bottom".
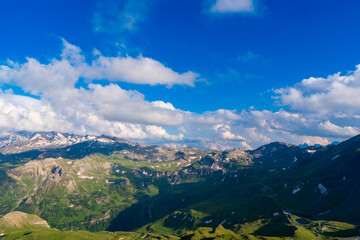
{"left": 300, "top": 136, "right": 330, "bottom": 146}
{"left": 0, "top": 89, "right": 186, "bottom": 142}
{"left": 214, "top": 124, "right": 246, "bottom": 140}
{"left": 86, "top": 55, "right": 199, "bottom": 87}
{"left": 0, "top": 40, "right": 193, "bottom": 142}
{"left": 0, "top": 40, "right": 199, "bottom": 91}
{"left": 264, "top": 65, "right": 360, "bottom": 143}
{"left": 82, "top": 84, "right": 187, "bottom": 126}
{"left": 0, "top": 91, "right": 187, "bottom": 142}
{"left": 210, "top": 0, "right": 254, "bottom": 13}
{"left": 276, "top": 65, "right": 360, "bottom": 115}
{"left": 319, "top": 120, "right": 359, "bottom": 137}
{"left": 0, "top": 40, "right": 360, "bottom": 150}
{"left": 0, "top": 91, "right": 73, "bottom": 133}
{"left": 151, "top": 101, "right": 176, "bottom": 111}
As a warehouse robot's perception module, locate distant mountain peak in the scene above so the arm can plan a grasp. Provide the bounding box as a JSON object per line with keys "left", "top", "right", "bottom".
{"left": 0, "top": 131, "right": 132, "bottom": 154}
{"left": 254, "top": 141, "right": 296, "bottom": 152}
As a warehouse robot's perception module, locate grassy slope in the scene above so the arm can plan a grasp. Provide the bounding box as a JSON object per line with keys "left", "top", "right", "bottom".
{"left": 12, "top": 154, "right": 177, "bottom": 231}
{"left": 1, "top": 229, "right": 178, "bottom": 240}
{"left": 0, "top": 211, "right": 178, "bottom": 240}
{"left": 0, "top": 162, "right": 27, "bottom": 217}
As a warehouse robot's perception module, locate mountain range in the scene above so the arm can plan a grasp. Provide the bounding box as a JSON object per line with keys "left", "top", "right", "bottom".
{"left": 1, "top": 131, "right": 360, "bottom": 239}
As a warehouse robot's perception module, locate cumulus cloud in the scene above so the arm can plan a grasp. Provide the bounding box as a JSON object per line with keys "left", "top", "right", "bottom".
{"left": 0, "top": 39, "right": 199, "bottom": 91}
{"left": 319, "top": 120, "right": 359, "bottom": 137}
{"left": 210, "top": 0, "right": 254, "bottom": 13}
{"left": 81, "top": 84, "right": 187, "bottom": 126}
{"left": 275, "top": 65, "right": 360, "bottom": 115}
{"left": 185, "top": 138, "right": 252, "bottom": 151}
{"left": 85, "top": 55, "right": 199, "bottom": 87}
{"left": 0, "top": 89, "right": 188, "bottom": 142}
{"left": 214, "top": 124, "right": 246, "bottom": 140}
{"left": 0, "top": 89, "right": 186, "bottom": 142}
{"left": 0, "top": 40, "right": 195, "bottom": 142}
{"left": 0, "top": 39, "right": 360, "bottom": 150}
{"left": 0, "top": 91, "right": 73, "bottom": 133}
{"left": 271, "top": 65, "right": 360, "bottom": 140}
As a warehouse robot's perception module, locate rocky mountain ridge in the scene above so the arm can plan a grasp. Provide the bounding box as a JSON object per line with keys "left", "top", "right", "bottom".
{"left": 0, "top": 131, "right": 132, "bottom": 154}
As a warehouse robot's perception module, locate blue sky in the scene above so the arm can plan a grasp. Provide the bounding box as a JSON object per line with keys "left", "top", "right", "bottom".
{"left": 0, "top": 0, "right": 360, "bottom": 149}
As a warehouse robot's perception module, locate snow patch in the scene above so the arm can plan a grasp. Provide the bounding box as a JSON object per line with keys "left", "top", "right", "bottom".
{"left": 273, "top": 212, "right": 280, "bottom": 216}
{"left": 293, "top": 187, "right": 301, "bottom": 194}
{"left": 204, "top": 219, "right": 213, "bottom": 224}
{"left": 78, "top": 175, "right": 95, "bottom": 179}
{"left": 293, "top": 157, "right": 298, "bottom": 163}
{"left": 331, "top": 154, "right": 340, "bottom": 160}
{"left": 307, "top": 150, "right": 316, "bottom": 154}
{"left": 318, "top": 183, "right": 328, "bottom": 194}
{"left": 317, "top": 210, "right": 331, "bottom": 216}
{"left": 96, "top": 137, "right": 115, "bottom": 143}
